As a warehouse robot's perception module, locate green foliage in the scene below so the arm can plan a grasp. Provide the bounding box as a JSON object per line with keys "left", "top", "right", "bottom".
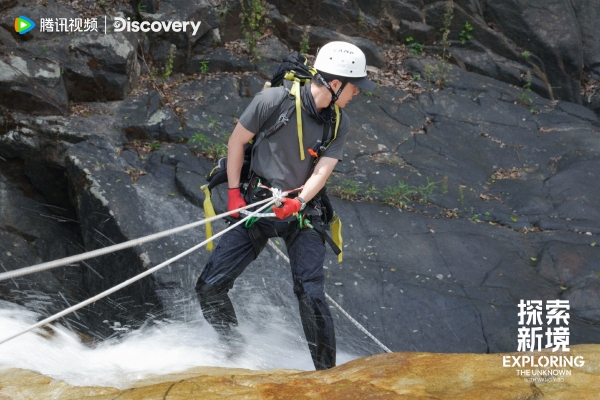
{"left": 358, "top": 11, "right": 365, "bottom": 26}
{"left": 458, "top": 184, "right": 465, "bottom": 207}
{"left": 519, "top": 71, "right": 533, "bottom": 106}
{"left": 424, "top": 65, "right": 434, "bottom": 86}
{"left": 334, "top": 180, "right": 361, "bottom": 200}
{"left": 98, "top": 1, "right": 108, "bottom": 8}
{"left": 416, "top": 178, "right": 437, "bottom": 204}
{"left": 191, "top": 133, "right": 228, "bottom": 161}
{"left": 522, "top": 50, "right": 531, "bottom": 59}
{"left": 218, "top": 6, "right": 232, "bottom": 23}
{"left": 300, "top": 31, "right": 310, "bottom": 54}
{"left": 240, "top": 0, "right": 270, "bottom": 55}
{"left": 383, "top": 179, "right": 437, "bottom": 208}
{"left": 383, "top": 181, "right": 416, "bottom": 208}
{"left": 406, "top": 37, "right": 424, "bottom": 55}
{"left": 199, "top": 60, "right": 210, "bottom": 74}
{"left": 162, "top": 44, "right": 176, "bottom": 81}
{"left": 459, "top": 21, "right": 473, "bottom": 45}
{"left": 137, "top": 2, "right": 146, "bottom": 12}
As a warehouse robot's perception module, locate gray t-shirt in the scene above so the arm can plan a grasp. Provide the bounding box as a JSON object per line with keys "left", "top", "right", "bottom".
{"left": 238, "top": 86, "right": 349, "bottom": 191}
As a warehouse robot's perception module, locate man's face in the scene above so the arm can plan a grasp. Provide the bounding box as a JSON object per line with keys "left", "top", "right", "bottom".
{"left": 333, "top": 82, "right": 360, "bottom": 108}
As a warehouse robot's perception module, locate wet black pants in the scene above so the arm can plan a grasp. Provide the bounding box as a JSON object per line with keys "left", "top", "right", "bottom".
{"left": 195, "top": 218, "right": 336, "bottom": 370}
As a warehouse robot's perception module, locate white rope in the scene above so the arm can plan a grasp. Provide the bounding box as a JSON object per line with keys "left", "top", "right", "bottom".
{"left": 0, "top": 197, "right": 275, "bottom": 282}
{"left": 266, "top": 240, "right": 393, "bottom": 354}
{"left": 240, "top": 210, "right": 276, "bottom": 217}
{"left": 0, "top": 199, "right": 278, "bottom": 346}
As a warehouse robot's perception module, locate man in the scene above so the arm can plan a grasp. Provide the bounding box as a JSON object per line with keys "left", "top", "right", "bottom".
{"left": 195, "top": 41, "right": 375, "bottom": 370}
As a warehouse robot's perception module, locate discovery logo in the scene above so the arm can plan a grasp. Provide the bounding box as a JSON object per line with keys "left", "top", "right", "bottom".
{"left": 113, "top": 17, "right": 201, "bottom": 35}
{"left": 14, "top": 16, "right": 35, "bottom": 34}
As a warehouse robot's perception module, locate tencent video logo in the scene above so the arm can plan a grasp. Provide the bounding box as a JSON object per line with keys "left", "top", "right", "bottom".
{"left": 14, "top": 16, "right": 35, "bottom": 34}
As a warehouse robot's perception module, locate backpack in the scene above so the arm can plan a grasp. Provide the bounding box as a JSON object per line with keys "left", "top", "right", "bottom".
{"left": 200, "top": 52, "right": 343, "bottom": 260}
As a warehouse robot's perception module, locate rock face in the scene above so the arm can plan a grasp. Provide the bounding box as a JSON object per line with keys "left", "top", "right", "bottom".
{"left": 0, "top": 344, "right": 598, "bottom": 399}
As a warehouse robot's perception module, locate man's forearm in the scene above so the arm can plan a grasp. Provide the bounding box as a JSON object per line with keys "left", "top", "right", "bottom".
{"left": 226, "top": 141, "right": 245, "bottom": 188}
{"left": 298, "top": 157, "right": 337, "bottom": 202}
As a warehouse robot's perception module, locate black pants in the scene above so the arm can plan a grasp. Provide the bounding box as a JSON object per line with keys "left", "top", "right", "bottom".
{"left": 195, "top": 218, "right": 336, "bottom": 370}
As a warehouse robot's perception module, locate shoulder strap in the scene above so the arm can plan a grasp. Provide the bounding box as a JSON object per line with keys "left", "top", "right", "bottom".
{"left": 248, "top": 92, "right": 296, "bottom": 177}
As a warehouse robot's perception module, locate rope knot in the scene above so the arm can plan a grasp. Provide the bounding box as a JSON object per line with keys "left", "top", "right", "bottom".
{"left": 271, "top": 188, "right": 287, "bottom": 207}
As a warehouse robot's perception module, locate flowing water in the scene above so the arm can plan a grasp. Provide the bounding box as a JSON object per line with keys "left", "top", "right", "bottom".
{"left": 0, "top": 298, "right": 361, "bottom": 389}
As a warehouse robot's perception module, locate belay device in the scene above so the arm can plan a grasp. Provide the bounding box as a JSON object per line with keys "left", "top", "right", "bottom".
{"left": 200, "top": 52, "right": 343, "bottom": 261}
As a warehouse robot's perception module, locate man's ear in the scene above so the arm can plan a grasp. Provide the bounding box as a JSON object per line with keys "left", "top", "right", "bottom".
{"left": 329, "top": 79, "right": 342, "bottom": 91}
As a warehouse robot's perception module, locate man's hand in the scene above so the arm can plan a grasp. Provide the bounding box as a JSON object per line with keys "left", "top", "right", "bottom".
{"left": 228, "top": 188, "right": 246, "bottom": 218}
{"left": 273, "top": 198, "right": 302, "bottom": 219}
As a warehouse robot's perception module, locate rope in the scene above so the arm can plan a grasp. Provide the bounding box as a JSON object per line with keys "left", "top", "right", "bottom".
{"left": 0, "top": 197, "right": 275, "bottom": 282}
{"left": 0, "top": 199, "right": 279, "bottom": 346}
{"left": 266, "top": 240, "right": 393, "bottom": 354}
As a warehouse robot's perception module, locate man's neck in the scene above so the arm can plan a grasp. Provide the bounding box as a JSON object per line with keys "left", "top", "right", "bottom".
{"left": 310, "top": 83, "right": 333, "bottom": 112}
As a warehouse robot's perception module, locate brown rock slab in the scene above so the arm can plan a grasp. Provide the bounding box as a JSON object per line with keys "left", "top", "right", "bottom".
{"left": 1, "top": 345, "right": 598, "bottom": 399}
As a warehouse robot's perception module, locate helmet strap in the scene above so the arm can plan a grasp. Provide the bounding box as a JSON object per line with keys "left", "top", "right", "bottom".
{"left": 316, "top": 73, "right": 347, "bottom": 106}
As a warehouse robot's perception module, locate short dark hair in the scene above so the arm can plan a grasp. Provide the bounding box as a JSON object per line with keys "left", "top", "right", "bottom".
{"left": 312, "top": 75, "right": 326, "bottom": 87}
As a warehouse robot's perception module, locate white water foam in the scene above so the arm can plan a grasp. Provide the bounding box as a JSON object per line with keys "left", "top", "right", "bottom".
{"left": 0, "top": 300, "right": 359, "bottom": 389}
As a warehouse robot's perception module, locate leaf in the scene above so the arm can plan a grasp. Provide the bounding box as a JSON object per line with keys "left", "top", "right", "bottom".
{"left": 560, "top": 286, "right": 568, "bottom": 290}
{"left": 391, "top": 268, "right": 397, "bottom": 272}
{"left": 592, "top": 242, "right": 597, "bottom": 247}
{"left": 510, "top": 215, "right": 517, "bottom": 222}
{"left": 530, "top": 257, "right": 537, "bottom": 261}
{"left": 168, "top": 193, "right": 176, "bottom": 197}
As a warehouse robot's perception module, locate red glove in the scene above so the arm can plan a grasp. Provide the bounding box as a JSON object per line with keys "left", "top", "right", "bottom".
{"left": 227, "top": 188, "right": 246, "bottom": 218}
{"left": 273, "top": 198, "right": 302, "bottom": 219}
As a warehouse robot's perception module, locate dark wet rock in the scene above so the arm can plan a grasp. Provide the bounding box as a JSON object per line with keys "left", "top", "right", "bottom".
{"left": 480, "top": 0, "right": 583, "bottom": 103}
{"left": 138, "top": 0, "right": 160, "bottom": 14}
{"left": 0, "top": 166, "right": 88, "bottom": 329}
{"left": 138, "top": 0, "right": 219, "bottom": 70}
{"left": 545, "top": 152, "right": 600, "bottom": 223}
{"left": 571, "top": 0, "right": 600, "bottom": 78}
{"left": 382, "top": 0, "right": 425, "bottom": 24}
{"left": 60, "top": 33, "right": 140, "bottom": 102}
{"left": 0, "top": 53, "right": 69, "bottom": 115}
{"left": 395, "top": 20, "right": 435, "bottom": 45}
{"left": 273, "top": 0, "right": 386, "bottom": 42}
{"left": 187, "top": 47, "right": 254, "bottom": 75}
{"left": 448, "top": 41, "right": 550, "bottom": 99}
{"left": 118, "top": 91, "right": 184, "bottom": 142}
{"left": 584, "top": 91, "right": 600, "bottom": 120}
{"left": 0, "top": 23, "right": 16, "bottom": 47}
{"left": 0, "top": 0, "right": 16, "bottom": 13}
{"left": 424, "top": 2, "right": 520, "bottom": 63}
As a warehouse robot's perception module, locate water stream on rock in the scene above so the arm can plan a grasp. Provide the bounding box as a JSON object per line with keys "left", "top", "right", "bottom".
{"left": 0, "top": 297, "right": 360, "bottom": 389}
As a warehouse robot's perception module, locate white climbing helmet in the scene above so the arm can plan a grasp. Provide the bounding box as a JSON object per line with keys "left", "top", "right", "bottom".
{"left": 314, "top": 41, "right": 376, "bottom": 91}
